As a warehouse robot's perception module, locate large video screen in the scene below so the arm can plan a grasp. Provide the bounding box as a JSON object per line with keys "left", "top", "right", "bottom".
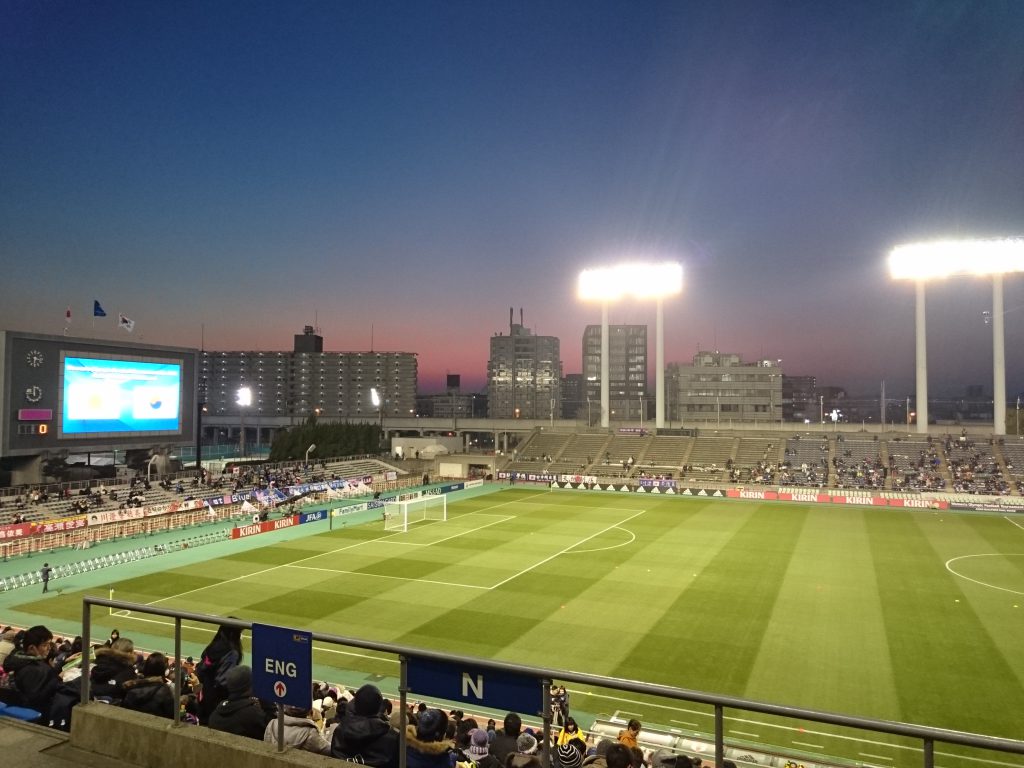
{"left": 61, "top": 355, "right": 182, "bottom": 435}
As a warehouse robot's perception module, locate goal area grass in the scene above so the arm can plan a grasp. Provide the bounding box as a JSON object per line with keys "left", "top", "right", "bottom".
{"left": 8, "top": 486, "right": 1024, "bottom": 765}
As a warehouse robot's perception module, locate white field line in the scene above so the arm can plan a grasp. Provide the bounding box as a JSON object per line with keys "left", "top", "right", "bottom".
{"left": 487, "top": 510, "right": 647, "bottom": 590}
{"left": 945, "top": 554, "right": 1024, "bottom": 596}
{"left": 791, "top": 741, "right": 825, "bottom": 750}
{"left": 1004, "top": 515, "right": 1024, "bottom": 532}
{"left": 141, "top": 491, "right": 548, "bottom": 607}
{"left": 669, "top": 720, "right": 699, "bottom": 728}
{"left": 729, "top": 730, "right": 760, "bottom": 738}
{"left": 286, "top": 564, "right": 487, "bottom": 590}
{"left": 381, "top": 515, "right": 514, "bottom": 547}
{"left": 571, "top": 528, "right": 636, "bottom": 554}
{"left": 573, "top": 690, "right": 1022, "bottom": 767}
{"left": 859, "top": 754, "right": 894, "bottom": 761}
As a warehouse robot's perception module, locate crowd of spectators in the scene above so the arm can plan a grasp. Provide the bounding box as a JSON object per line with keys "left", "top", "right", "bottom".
{"left": 0, "top": 621, "right": 732, "bottom": 767}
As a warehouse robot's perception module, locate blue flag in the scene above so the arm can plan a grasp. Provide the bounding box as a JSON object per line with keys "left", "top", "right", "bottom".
{"left": 93, "top": 300, "right": 106, "bottom": 317}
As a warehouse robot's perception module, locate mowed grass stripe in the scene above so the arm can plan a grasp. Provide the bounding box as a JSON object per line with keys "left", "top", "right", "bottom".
{"left": 913, "top": 511, "right": 1024, "bottom": 719}
{"left": 432, "top": 496, "right": 717, "bottom": 670}
{"left": 606, "top": 502, "right": 806, "bottom": 694}
{"left": 388, "top": 494, "right": 668, "bottom": 660}
{"left": 744, "top": 507, "right": 902, "bottom": 722}
{"left": 867, "top": 510, "right": 1024, "bottom": 739}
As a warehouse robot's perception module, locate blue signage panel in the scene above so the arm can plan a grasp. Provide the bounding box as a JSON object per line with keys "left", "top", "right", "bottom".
{"left": 407, "top": 657, "right": 542, "bottom": 715}
{"left": 251, "top": 623, "right": 312, "bottom": 709}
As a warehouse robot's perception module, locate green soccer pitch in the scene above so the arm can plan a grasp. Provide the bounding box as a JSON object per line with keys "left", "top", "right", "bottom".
{"left": 10, "top": 486, "right": 1024, "bottom": 766}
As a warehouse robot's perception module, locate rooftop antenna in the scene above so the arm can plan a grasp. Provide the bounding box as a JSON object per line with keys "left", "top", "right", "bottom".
{"left": 370, "top": 323, "right": 374, "bottom": 352}
{"left": 201, "top": 323, "right": 205, "bottom": 351}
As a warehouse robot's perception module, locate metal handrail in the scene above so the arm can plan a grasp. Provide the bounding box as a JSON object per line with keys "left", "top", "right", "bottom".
{"left": 80, "top": 596, "right": 1024, "bottom": 768}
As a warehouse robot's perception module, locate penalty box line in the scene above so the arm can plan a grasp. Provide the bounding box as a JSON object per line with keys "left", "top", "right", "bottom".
{"left": 137, "top": 489, "right": 556, "bottom": 608}
{"left": 487, "top": 509, "right": 646, "bottom": 590}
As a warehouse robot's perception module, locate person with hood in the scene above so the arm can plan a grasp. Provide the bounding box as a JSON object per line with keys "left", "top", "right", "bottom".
{"left": 121, "top": 652, "right": 175, "bottom": 720}
{"left": 406, "top": 707, "right": 455, "bottom": 768}
{"left": 331, "top": 683, "right": 400, "bottom": 768}
{"left": 89, "top": 636, "right": 137, "bottom": 701}
{"left": 1, "top": 625, "right": 61, "bottom": 717}
{"left": 264, "top": 704, "right": 331, "bottom": 754}
{"left": 196, "top": 622, "right": 243, "bottom": 724}
{"left": 207, "top": 665, "right": 272, "bottom": 740}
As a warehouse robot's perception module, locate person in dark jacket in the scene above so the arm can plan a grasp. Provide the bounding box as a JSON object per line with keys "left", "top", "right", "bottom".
{"left": 406, "top": 708, "right": 455, "bottom": 768}
{"left": 330, "top": 683, "right": 400, "bottom": 768}
{"left": 89, "top": 637, "right": 137, "bottom": 701}
{"left": 196, "top": 622, "right": 243, "bottom": 724}
{"left": 121, "top": 652, "right": 175, "bottom": 720}
{"left": 1, "top": 625, "right": 61, "bottom": 717}
{"left": 490, "top": 712, "right": 522, "bottom": 766}
{"left": 207, "top": 665, "right": 272, "bottom": 740}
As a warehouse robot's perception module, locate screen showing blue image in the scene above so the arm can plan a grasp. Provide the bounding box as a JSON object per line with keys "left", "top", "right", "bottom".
{"left": 62, "top": 356, "right": 182, "bottom": 435}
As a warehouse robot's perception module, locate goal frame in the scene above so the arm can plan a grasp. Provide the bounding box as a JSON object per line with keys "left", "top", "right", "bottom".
{"left": 383, "top": 494, "right": 447, "bottom": 532}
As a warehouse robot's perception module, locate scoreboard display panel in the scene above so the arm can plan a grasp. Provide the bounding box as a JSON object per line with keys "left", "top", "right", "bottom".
{"left": 1, "top": 330, "right": 198, "bottom": 457}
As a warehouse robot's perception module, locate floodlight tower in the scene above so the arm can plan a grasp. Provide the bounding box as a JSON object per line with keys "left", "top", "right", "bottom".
{"left": 237, "top": 386, "right": 252, "bottom": 456}
{"left": 578, "top": 262, "right": 683, "bottom": 429}
{"left": 889, "top": 238, "right": 1024, "bottom": 435}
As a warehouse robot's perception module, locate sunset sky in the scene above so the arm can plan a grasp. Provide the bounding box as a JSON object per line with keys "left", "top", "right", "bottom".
{"left": 2, "top": 1, "right": 1022, "bottom": 396}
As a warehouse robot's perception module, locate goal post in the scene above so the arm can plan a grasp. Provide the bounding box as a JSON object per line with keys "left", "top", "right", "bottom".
{"left": 383, "top": 494, "right": 447, "bottom": 532}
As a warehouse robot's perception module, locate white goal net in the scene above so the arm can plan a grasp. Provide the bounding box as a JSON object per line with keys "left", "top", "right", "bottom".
{"left": 383, "top": 494, "right": 448, "bottom": 532}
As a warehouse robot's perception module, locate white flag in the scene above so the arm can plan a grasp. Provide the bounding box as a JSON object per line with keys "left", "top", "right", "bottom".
{"left": 118, "top": 313, "right": 135, "bottom": 333}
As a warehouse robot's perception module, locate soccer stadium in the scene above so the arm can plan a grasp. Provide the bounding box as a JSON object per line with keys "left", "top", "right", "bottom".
{"left": 2, "top": 316, "right": 1024, "bottom": 768}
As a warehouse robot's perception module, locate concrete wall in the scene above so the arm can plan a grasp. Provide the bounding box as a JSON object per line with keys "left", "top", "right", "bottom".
{"left": 71, "top": 703, "right": 340, "bottom": 768}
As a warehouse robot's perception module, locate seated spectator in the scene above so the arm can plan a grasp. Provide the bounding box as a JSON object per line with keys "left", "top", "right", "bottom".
{"left": 466, "top": 727, "right": 501, "bottom": 768}
{"left": 617, "top": 719, "right": 641, "bottom": 749}
{"left": 406, "top": 707, "right": 454, "bottom": 768}
{"left": 207, "top": 665, "right": 272, "bottom": 740}
{"left": 121, "top": 652, "right": 175, "bottom": 719}
{"left": 490, "top": 711, "right": 522, "bottom": 765}
{"left": 196, "top": 622, "right": 243, "bottom": 724}
{"left": 1, "top": 625, "right": 62, "bottom": 717}
{"left": 90, "top": 636, "right": 138, "bottom": 701}
{"left": 602, "top": 743, "right": 634, "bottom": 768}
{"left": 330, "top": 683, "right": 400, "bottom": 768}
{"left": 557, "top": 717, "right": 585, "bottom": 748}
{"left": 264, "top": 703, "right": 331, "bottom": 754}
{"left": 556, "top": 741, "right": 585, "bottom": 768}
{"left": 0, "top": 627, "right": 17, "bottom": 667}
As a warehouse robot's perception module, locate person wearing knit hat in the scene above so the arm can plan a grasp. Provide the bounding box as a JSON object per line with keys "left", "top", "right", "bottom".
{"left": 405, "top": 708, "right": 454, "bottom": 768}
{"left": 557, "top": 742, "right": 585, "bottom": 768}
{"left": 516, "top": 732, "right": 539, "bottom": 755}
{"left": 330, "top": 683, "right": 400, "bottom": 768}
{"left": 207, "top": 665, "right": 272, "bottom": 740}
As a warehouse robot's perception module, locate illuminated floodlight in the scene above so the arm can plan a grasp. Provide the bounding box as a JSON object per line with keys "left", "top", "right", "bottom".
{"left": 889, "top": 238, "right": 1024, "bottom": 280}
{"left": 889, "top": 236, "right": 1023, "bottom": 435}
{"left": 578, "top": 262, "right": 683, "bottom": 301}
{"left": 577, "top": 260, "right": 684, "bottom": 430}
{"left": 370, "top": 387, "right": 381, "bottom": 408}
{"left": 236, "top": 387, "right": 252, "bottom": 407}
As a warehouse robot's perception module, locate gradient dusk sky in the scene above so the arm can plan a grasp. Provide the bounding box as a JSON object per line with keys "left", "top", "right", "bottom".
{"left": 2, "top": 1, "right": 1023, "bottom": 396}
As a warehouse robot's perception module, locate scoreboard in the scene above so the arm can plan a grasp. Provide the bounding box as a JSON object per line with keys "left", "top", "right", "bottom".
{"left": 1, "top": 330, "right": 199, "bottom": 457}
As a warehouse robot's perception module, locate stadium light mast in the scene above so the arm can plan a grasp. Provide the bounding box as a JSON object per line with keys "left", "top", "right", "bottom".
{"left": 236, "top": 386, "right": 252, "bottom": 457}
{"left": 889, "top": 238, "right": 1024, "bottom": 435}
{"left": 578, "top": 262, "right": 683, "bottom": 429}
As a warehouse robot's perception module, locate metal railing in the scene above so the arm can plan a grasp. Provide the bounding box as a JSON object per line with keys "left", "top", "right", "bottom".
{"left": 80, "top": 597, "right": 1024, "bottom": 768}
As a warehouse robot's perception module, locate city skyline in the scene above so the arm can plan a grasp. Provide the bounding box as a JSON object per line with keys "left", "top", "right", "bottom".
{"left": 2, "top": 2, "right": 1022, "bottom": 397}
